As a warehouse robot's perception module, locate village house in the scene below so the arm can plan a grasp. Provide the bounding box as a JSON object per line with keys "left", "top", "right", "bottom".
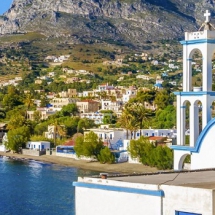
{"left": 122, "top": 87, "right": 137, "bottom": 103}
{"left": 136, "top": 75, "right": 152, "bottom": 80}
{"left": 27, "top": 108, "right": 56, "bottom": 120}
{"left": 85, "top": 127, "right": 125, "bottom": 147}
{"left": 101, "top": 99, "right": 123, "bottom": 112}
{"left": 59, "top": 89, "right": 77, "bottom": 98}
{"left": 50, "top": 98, "right": 80, "bottom": 111}
{"left": 80, "top": 112, "right": 112, "bottom": 125}
{"left": 35, "top": 79, "right": 43, "bottom": 84}
{"left": 76, "top": 100, "right": 100, "bottom": 113}
{"left": 66, "top": 77, "right": 79, "bottom": 84}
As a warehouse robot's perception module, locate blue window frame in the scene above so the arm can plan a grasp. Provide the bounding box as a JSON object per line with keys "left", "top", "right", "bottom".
{"left": 176, "top": 211, "right": 201, "bottom": 215}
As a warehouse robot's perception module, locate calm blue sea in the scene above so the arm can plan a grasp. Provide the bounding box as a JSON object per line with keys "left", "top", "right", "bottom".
{"left": 0, "top": 156, "right": 98, "bottom": 215}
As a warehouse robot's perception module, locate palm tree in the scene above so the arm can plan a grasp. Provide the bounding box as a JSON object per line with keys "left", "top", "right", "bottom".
{"left": 118, "top": 107, "right": 138, "bottom": 139}
{"left": 132, "top": 103, "right": 154, "bottom": 136}
{"left": 124, "top": 102, "right": 154, "bottom": 137}
{"left": 24, "top": 93, "right": 34, "bottom": 119}
{"left": 51, "top": 120, "right": 66, "bottom": 146}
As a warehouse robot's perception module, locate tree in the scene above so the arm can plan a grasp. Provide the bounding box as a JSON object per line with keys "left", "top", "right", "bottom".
{"left": 118, "top": 110, "right": 134, "bottom": 139}
{"left": 128, "top": 136, "right": 155, "bottom": 165}
{"left": 98, "top": 147, "right": 115, "bottom": 164}
{"left": 23, "top": 93, "right": 35, "bottom": 119}
{"left": 152, "top": 105, "right": 176, "bottom": 128}
{"left": 51, "top": 120, "right": 66, "bottom": 146}
{"left": 128, "top": 136, "right": 173, "bottom": 170}
{"left": 154, "top": 89, "right": 172, "bottom": 109}
{"left": 153, "top": 146, "right": 173, "bottom": 170}
{"left": 124, "top": 102, "right": 154, "bottom": 136}
{"left": 6, "top": 126, "right": 30, "bottom": 152}
{"left": 74, "top": 131, "right": 103, "bottom": 159}
{"left": 7, "top": 114, "right": 26, "bottom": 130}
{"left": 33, "top": 110, "right": 41, "bottom": 123}
{"left": 77, "top": 118, "right": 95, "bottom": 133}
{"left": 60, "top": 103, "right": 79, "bottom": 116}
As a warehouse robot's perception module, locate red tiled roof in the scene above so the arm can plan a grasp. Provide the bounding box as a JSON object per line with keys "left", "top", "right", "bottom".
{"left": 63, "top": 139, "right": 75, "bottom": 146}
{"left": 149, "top": 136, "right": 166, "bottom": 141}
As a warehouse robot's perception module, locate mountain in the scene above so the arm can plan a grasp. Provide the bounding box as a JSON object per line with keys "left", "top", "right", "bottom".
{"left": 0, "top": 0, "right": 214, "bottom": 47}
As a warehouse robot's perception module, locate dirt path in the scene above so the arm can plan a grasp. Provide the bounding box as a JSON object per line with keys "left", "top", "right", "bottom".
{"left": 0, "top": 152, "right": 158, "bottom": 174}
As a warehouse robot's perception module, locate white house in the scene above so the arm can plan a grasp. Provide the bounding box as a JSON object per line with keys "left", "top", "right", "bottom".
{"left": 101, "top": 99, "right": 123, "bottom": 112}
{"left": 85, "top": 127, "right": 125, "bottom": 146}
{"left": 80, "top": 112, "right": 112, "bottom": 125}
{"left": 122, "top": 88, "right": 137, "bottom": 103}
{"left": 26, "top": 141, "right": 50, "bottom": 151}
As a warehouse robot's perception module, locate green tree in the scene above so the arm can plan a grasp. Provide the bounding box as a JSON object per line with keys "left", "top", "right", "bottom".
{"left": 23, "top": 93, "right": 35, "bottom": 119}
{"left": 74, "top": 131, "right": 103, "bottom": 159}
{"left": 154, "top": 89, "right": 172, "bottom": 109}
{"left": 77, "top": 118, "right": 95, "bottom": 133}
{"left": 33, "top": 110, "right": 41, "bottom": 123}
{"left": 153, "top": 146, "right": 173, "bottom": 170}
{"left": 51, "top": 120, "right": 66, "bottom": 146}
{"left": 128, "top": 136, "right": 173, "bottom": 170}
{"left": 60, "top": 103, "right": 79, "bottom": 116}
{"left": 128, "top": 136, "right": 155, "bottom": 165}
{"left": 98, "top": 147, "right": 115, "bottom": 164}
{"left": 6, "top": 126, "right": 30, "bottom": 152}
{"left": 152, "top": 105, "right": 176, "bottom": 128}
{"left": 7, "top": 114, "right": 26, "bottom": 130}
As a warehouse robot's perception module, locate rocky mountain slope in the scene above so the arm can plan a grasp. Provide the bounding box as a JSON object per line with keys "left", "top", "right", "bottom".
{"left": 0, "top": 0, "right": 214, "bottom": 47}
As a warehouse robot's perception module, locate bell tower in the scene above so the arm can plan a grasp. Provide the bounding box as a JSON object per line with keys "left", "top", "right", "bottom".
{"left": 172, "top": 10, "right": 215, "bottom": 170}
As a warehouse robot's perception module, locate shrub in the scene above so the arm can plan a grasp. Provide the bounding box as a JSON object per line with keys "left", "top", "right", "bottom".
{"left": 98, "top": 147, "right": 115, "bottom": 164}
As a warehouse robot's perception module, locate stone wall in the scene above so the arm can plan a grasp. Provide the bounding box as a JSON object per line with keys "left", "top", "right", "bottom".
{"left": 22, "top": 149, "right": 46, "bottom": 156}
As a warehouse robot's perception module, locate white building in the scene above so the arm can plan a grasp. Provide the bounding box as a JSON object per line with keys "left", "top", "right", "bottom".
{"left": 80, "top": 112, "right": 111, "bottom": 125}
{"left": 26, "top": 141, "right": 50, "bottom": 151}
{"left": 122, "top": 88, "right": 137, "bottom": 103}
{"left": 74, "top": 170, "right": 215, "bottom": 215}
{"left": 101, "top": 99, "right": 123, "bottom": 112}
{"left": 85, "top": 128, "right": 125, "bottom": 146}
{"left": 172, "top": 10, "right": 215, "bottom": 170}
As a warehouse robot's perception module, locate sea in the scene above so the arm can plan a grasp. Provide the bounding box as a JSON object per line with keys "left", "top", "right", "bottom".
{"left": 0, "top": 156, "right": 99, "bottom": 215}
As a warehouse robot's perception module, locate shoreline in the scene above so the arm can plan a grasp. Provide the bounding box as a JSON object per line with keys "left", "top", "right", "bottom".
{"left": 0, "top": 151, "right": 158, "bottom": 174}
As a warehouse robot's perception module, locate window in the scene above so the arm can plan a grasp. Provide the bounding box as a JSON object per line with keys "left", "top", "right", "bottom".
{"left": 175, "top": 212, "right": 201, "bottom": 215}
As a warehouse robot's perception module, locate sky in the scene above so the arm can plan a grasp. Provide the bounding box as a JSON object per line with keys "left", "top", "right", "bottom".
{"left": 0, "top": 0, "right": 13, "bottom": 15}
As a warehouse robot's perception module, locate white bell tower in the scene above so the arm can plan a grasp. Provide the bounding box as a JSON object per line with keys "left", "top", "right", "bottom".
{"left": 172, "top": 10, "right": 215, "bottom": 170}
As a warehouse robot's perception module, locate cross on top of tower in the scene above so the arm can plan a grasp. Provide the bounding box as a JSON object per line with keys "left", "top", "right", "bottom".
{"left": 204, "top": 10, "right": 211, "bottom": 23}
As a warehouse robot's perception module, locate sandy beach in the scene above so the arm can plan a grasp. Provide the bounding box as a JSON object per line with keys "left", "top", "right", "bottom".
{"left": 0, "top": 151, "right": 158, "bottom": 174}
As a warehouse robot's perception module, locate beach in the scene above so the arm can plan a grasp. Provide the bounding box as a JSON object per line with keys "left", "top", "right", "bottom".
{"left": 0, "top": 151, "right": 158, "bottom": 174}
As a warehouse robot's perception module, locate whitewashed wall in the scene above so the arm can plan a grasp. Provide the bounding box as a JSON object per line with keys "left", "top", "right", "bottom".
{"left": 74, "top": 177, "right": 162, "bottom": 215}
{"left": 74, "top": 177, "right": 214, "bottom": 215}
{"left": 162, "top": 185, "right": 214, "bottom": 215}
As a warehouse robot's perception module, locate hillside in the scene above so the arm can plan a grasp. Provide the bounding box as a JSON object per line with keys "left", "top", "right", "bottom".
{"left": 0, "top": 0, "right": 214, "bottom": 48}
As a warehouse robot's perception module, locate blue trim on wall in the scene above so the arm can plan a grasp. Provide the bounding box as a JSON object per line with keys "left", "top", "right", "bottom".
{"left": 180, "top": 106, "right": 186, "bottom": 108}
{"left": 73, "top": 182, "right": 164, "bottom": 197}
{"left": 171, "top": 117, "right": 215, "bottom": 153}
{"left": 187, "top": 59, "right": 192, "bottom": 61}
{"left": 174, "top": 91, "right": 215, "bottom": 96}
{"left": 180, "top": 39, "right": 215, "bottom": 45}
{"left": 176, "top": 211, "right": 201, "bottom": 215}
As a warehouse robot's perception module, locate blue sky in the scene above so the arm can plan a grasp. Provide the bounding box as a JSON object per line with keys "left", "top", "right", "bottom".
{"left": 0, "top": 0, "right": 13, "bottom": 15}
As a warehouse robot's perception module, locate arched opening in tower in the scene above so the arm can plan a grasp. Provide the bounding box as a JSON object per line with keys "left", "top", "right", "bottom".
{"left": 190, "top": 49, "right": 202, "bottom": 91}
{"left": 184, "top": 100, "right": 191, "bottom": 145}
